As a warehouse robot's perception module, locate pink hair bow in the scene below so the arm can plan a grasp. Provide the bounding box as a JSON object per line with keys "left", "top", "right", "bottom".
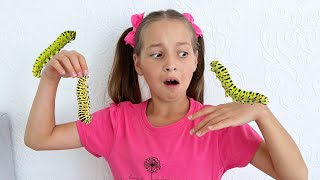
{"left": 124, "top": 13, "right": 145, "bottom": 48}
{"left": 183, "top": 13, "right": 203, "bottom": 38}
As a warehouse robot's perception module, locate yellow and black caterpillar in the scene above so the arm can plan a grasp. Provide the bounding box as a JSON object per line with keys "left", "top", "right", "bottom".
{"left": 77, "top": 76, "right": 92, "bottom": 124}
{"left": 210, "top": 60, "right": 269, "bottom": 105}
{"left": 32, "top": 30, "right": 76, "bottom": 78}
{"left": 32, "top": 30, "right": 92, "bottom": 124}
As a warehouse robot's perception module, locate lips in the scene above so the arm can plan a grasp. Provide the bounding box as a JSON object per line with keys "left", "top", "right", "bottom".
{"left": 163, "top": 78, "right": 180, "bottom": 85}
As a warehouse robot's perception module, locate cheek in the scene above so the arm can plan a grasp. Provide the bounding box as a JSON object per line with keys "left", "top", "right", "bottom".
{"left": 182, "top": 68, "right": 195, "bottom": 82}
{"left": 142, "top": 68, "right": 158, "bottom": 81}
{"left": 183, "top": 61, "right": 196, "bottom": 73}
{"left": 141, "top": 63, "right": 159, "bottom": 74}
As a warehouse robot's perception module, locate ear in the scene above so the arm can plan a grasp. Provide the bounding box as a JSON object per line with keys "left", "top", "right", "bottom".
{"left": 133, "top": 53, "right": 143, "bottom": 75}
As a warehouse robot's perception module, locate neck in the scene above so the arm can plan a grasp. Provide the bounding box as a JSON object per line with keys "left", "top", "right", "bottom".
{"left": 146, "top": 96, "right": 190, "bottom": 126}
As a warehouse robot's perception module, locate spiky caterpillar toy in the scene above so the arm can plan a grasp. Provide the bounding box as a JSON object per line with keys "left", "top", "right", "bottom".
{"left": 32, "top": 30, "right": 92, "bottom": 124}
{"left": 210, "top": 60, "right": 269, "bottom": 105}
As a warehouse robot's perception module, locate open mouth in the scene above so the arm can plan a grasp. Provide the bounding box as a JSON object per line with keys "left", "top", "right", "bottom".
{"left": 164, "top": 79, "right": 179, "bottom": 85}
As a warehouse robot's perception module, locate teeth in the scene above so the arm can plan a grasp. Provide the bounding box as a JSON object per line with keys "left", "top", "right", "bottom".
{"left": 166, "top": 80, "right": 176, "bottom": 82}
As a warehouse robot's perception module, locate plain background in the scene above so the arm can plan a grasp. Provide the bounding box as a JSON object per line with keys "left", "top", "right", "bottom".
{"left": 1, "top": 0, "right": 320, "bottom": 179}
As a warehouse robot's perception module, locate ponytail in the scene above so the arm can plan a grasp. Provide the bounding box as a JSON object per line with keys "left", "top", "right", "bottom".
{"left": 187, "top": 36, "right": 205, "bottom": 104}
{"left": 108, "top": 27, "right": 142, "bottom": 104}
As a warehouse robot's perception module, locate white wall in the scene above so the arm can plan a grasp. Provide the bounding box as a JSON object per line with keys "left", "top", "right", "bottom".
{"left": 1, "top": 0, "right": 320, "bottom": 179}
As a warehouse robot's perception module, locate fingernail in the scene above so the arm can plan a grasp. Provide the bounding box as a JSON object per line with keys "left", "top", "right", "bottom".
{"left": 77, "top": 72, "right": 83, "bottom": 77}
{"left": 196, "top": 132, "right": 202, "bottom": 137}
{"left": 83, "top": 70, "right": 88, "bottom": 75}
{"left": 188, "top": 115, "right": 192, "bottom": 120}
{"left": 189, "top": 129, "right": 195, "bottom": 135}
{"left": 71, "top": 72, "right": 77, "bottom": 77}
{"left": 60, "top": 71, "right": 65, "bottom": 75}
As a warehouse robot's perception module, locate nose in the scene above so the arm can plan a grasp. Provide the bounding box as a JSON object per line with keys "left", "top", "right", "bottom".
{"left": 163, "top": 56, "right": 177, "bottom": 72}
{"left": 165, "top": 66, "right": 177, "bottom": 71}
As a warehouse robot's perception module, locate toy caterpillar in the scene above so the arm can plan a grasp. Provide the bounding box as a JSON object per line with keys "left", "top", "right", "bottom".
{"left": 210, "top": 60, "right": 269, "bottom": 105}
{"left": 32, "top": 30, "right": 76, "bottom": 78}
{"left": 32, "top": 30, "right": 92, "bottom": 124}
{"left": 77, "top": 76, "right": 92, "bottom": 124}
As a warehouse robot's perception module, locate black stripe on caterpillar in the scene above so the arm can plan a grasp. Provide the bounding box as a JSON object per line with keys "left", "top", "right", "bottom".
{"left": 32, "top": 30, "right": 76, "bottom": 78}
{"left": 33, "top": 30, "right": 92, "bottom": 124}
{"left": 210, "top": 60, "right": 269, "bottom": 105}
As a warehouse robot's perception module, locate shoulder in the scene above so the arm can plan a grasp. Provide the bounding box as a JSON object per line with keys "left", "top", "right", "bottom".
{"left": 113, "top": 100, "right": 147, "bottom": 111}
{"left": 96, "top": 100, "right": 146, "bottom": 113}
{"left": 83, "top": 100, "right": 147, "bottom": 128}
{"left": 189, "top": 97, "right": 211, "bottom": 111}
{"left": 94, "top": 100, "right": 147, "bottom": 119}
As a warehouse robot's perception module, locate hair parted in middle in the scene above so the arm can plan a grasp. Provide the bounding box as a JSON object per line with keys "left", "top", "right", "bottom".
{"left": 108, "top": 9, "right": 205, "bottom": 104}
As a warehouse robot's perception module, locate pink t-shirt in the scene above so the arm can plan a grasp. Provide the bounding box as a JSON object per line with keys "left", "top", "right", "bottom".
{"left": 76, "top": 98, "right": 263, "bottom": 180}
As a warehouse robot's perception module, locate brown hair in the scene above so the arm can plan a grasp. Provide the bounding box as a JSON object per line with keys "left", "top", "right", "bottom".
{"left": 108, "top": 9, "right": 205, "bottom": 104}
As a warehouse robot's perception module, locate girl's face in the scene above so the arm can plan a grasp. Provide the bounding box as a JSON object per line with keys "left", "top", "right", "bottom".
{"left": 133, "top": 19, "right": 198, "bottom": 102}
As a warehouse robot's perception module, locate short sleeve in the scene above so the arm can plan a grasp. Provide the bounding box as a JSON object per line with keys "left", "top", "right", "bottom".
{"left": 218, "top": 123, "right": 263, "bottom": 170}
{"left": 76, "top": 103, "right": 118, "bottom": 158}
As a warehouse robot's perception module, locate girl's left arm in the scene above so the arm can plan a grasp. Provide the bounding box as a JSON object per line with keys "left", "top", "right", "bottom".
{"left": 189, "top": 103, "right": 308, "bottom": 180}
{"left": 250, "top": 105, "right": 308, "bottom": 180}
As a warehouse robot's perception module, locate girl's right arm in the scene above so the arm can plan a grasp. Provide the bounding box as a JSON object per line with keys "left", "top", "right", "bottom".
{"left": 25, "top": 50, "right": 88, "bottom": 150}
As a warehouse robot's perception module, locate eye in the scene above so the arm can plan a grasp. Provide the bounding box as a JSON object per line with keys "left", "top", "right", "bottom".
{"left": 179, "top": 51, "right": 188, "bottom": 57}
{"left": 150, "top": 53, "right": 162, "bottom": 59}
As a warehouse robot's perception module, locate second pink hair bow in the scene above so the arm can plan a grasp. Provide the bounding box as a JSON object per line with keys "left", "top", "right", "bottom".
{"left": 124, "top": 13, "right": 145, "bottom": 48}
{"left": 183, "top": 13, "right": 203, "bottom": 38}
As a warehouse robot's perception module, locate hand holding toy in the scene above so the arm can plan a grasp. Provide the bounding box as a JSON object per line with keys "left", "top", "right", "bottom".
{"left": 32, "top": 31, "right": 92, "bottom": 124}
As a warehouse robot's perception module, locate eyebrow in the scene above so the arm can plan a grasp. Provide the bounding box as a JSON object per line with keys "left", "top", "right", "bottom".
{"left": 176, "top": 42, "right": 191, "bottom": 46}
{"left": 146, "top": 42, "right": 191, "bottom": 50}
{"left": 146, "top": 43, "right": 162, "bottom": 50}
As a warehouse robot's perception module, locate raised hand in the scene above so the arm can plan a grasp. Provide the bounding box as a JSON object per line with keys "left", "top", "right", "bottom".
{"left": 42, "top": 50, "right": 88, "bottom": 80}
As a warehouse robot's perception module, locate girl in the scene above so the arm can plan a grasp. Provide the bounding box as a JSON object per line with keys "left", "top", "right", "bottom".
{"left": 25, "top": 9, "right": 307, "bottom": 180}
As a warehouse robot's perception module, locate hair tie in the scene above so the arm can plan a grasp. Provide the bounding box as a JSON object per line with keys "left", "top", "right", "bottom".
{"left": 124, "top": 13, "right": 144, "bottom": 48}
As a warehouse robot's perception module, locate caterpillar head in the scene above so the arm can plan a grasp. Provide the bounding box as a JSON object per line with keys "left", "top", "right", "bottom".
{"left": 64, "top": 30, "right": 76, "bottom": 40}
{"left": 210, "top": 60, "right": 220, "bottom": 72}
